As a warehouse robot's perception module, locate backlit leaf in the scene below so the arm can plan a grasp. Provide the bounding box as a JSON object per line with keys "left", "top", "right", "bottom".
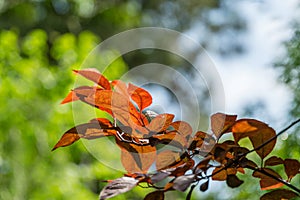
{"left": 284, "top": 159, "right": 300, "bottom": 181}
{"left": 260, "top": 189, "right": 298, "bottom": 200}
{"left": 212, "top": 167, "right": 227, "bottom": 181}
{"left": 52, "top": 121, "right": 117, "bottom": 151}
{"left": 252, "top": 168, "right": 284, "bottom": 190}
{"left": 144, "top": 191, "right": 164, "bottom": 200}
{"left": 128, "top": 83, "right": 152, "bottom": 111}
{"left": 99, "top": 177, "right": 139, "bottom": 200}
{"left": 170, "top": 121, "right": 193, "bottom": 141}
{"left": 117, "top": 140, "right": 156, "bottom": 173}
{"left": 211, "top": 113, "right": 237, "bottom": 139}
{"left": 60, "top": 90, "right": 79, "bottom": 104}
{"left": 232, "top": 119, "right": 276, "bottom": 159}
{"left": 73, "top": 68, "right": 111, "bottom": 90}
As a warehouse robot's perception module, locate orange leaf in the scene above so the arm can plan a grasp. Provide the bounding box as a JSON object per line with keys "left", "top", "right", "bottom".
{"left": 212, "top": 167, "right": 227, "bottom": 181}
{"left": 111, "top": 80, "right": 129, "bottom": 97}
{"left": 170, "top": 121, "right": 193, "bottom": 141}
{"left": 252, "top": 168, "right": 284, "bottom": 190}
{"left": 232, "top": 119, "right": 276, "bottom": 159}
{"left": 156, "top": 150, "right": 181, "bottom": 170}
{"left": 146, "top": 114, "right": 174, "bottom": 136}
{"left": 188, "top": 131, "right": 215, "bottom": 153}
{"left": 60, "top": 90, "right": 79, "bottom": 104}
{"left": 284, "top": 159, "right": 300, "bottom": 181}
{"left": 211, "top": 113, "right": 237, "bottom": 139}
{"left": 116, "top": 140, "right": 156, "bottom": 173}
{"left": 52, "top": 121, "right": 116, "bottom": 151}
{"left": 128, "top": 83, "right": 152, "bottom": 111}
{"left": 152, "top": 131, "right": 187, "bottom": 149}
{"left": 73, "top": 68, "right": 111, "bottom": 90}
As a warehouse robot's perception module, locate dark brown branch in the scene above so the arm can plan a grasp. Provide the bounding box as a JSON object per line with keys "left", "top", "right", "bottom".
{"left": 246, "top": 165, "right": 300, "bottom": 194}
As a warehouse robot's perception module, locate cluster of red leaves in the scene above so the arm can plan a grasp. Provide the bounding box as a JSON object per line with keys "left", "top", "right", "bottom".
{"left": 53, "top": 69, "right": 300, "bottom": 200}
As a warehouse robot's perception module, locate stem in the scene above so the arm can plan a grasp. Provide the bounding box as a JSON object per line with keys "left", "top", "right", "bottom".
{"left": 246, "top": 118, "right": 300, "bottom": 155}
{"left": 246, "top": 165, "right": 300, "bottom": 194}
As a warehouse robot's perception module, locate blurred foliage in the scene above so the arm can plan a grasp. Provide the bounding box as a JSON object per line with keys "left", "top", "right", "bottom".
{"left": 0, "top": 0, "right": 256, "bottom": 199}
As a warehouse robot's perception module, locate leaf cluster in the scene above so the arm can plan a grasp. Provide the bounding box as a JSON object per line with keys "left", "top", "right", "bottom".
{"left": 53, "top": 69, "right": 300, "bottom": 200}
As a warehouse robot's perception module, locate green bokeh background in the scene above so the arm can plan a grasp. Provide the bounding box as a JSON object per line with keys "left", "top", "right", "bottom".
{"left": 0, "top": 0, "right": 299, "bottom": 200}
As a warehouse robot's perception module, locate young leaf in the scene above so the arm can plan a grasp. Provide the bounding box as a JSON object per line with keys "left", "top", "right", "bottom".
{"left": 128, "top": 83, "right": 152, "bottom": 112}
{"left": 144, "top": 191, "right": 164, "bottom": 200}
{"left": 284, "top": 159, "right": 300, "bottom": 181}
{"left": 260, "top": 189, "right": 299, "bottom": 200}
{"left": 60, "top": 90, "right": 79, "bottom": 104}
{"left": 226, "top": 175, "right": 244, "bottom": 188}
{"left": 211, "top": 113, "right": 237, "bottom": 139}
{"left": 232, "top": 119, "right": 276, "bottom": 159}
{"left": 252, "top": 168, "right": 284, "bottom": 190}
{"left": 73, "top": 68, "right": 111, "bottom": 90}
{"left": 264, "top": 156, "right": 283, "bottom": 167}
{"left": 99, "top": 177, "right": 139, "bottom": 200}
{"left": 172, "top": 174, "right": 195, "bottom": 192}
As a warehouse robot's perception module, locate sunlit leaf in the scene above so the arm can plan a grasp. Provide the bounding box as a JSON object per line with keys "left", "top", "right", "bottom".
{"left": 151, "top": 131, "right": 187, "bottom": 149}
{"left": 52, "top": 121, "right": 117, "bottom": 151}
{"left": 252, "top": 168, "right": 284, "bottom": 190}
{"left": 232, "top": 119, "right": 276, "bottom": 159}
{"left": 144, "top": 191, "right": 164, "bottom": 200}
{"left": 260, "top": 189, "right": 298, "bottom": 200}
{"left": 188, "top": 131, "right": 215, "bottom": 152}
{"left": 99, "top": 177, "right": 139, "bottom": 200}
{"left": 212, "top": 167, "right": 227, "bottom": 181}
{"left": 117, "top": 140, "right": 156, "bottom": 173}
{"left": 128, "top": 83, "right": 152, "bottom": 111}
{"left": 284, "top": 159, "right": 300, "bottom": 181}
{"left": 226, "top": 175, "right": 244, "bottom": 188}
{"left": 60, "top": 90, "right": 79, "bottom": 104}
{"left": 211, "top": 113, "right": 237, "bottom": 139}
{"left": 73, "top": 68, "right": 111, "bottom": 90}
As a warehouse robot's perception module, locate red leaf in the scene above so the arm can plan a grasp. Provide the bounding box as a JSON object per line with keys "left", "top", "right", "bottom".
{"left": 99, "top": 177, "right": 139, "bottom": 200}
{"left": 73, "top": 68, "right": 111, "bottom": 90}
{"left": 52, "top": 120, "right": 116, "bottom": 151}
{"left": 232, "top": 119, "right": 276, "bottom": 159}
{"left": 128, "top": 83, "right": 152, "bottom": 111}
{"left": 252, "top": 168, "right": 284, "bottom": 190}
{"left": 144, "top": 191, "right": 164, "bottom": 200}
{"left": 260, "top": 189, "right": 298, "bottom": 200}
{"left": 211, "top": 113, "right": 237, "bottom": 139}
{"left": 284, "top": 159, "right": 300, "bottom": 181}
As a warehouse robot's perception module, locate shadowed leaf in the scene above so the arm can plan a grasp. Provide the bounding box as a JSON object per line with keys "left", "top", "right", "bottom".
{"left": 146, "top": 114, "right": 174, "bottom": 136}
{"left": 170, "top": 121, "right": 193, "bottom": 141}
{"left": 226, "top": 175, "right": 244, "bottom": 188}
{"left": 144, "top": 191, "right": 164, "bottom": 200}
{"left": 99, "top": 177, "right": 139, "bottom": 200}
{"left": 199, "top": 180, "right": 209, "bottom": 192}
{"left": 212, "top": 167, "right": 227, "bottom": 181}
{"left": 156, "top": 150, "right": 181, "bottom": 170}
{"left": 172, "top": 175, "right": 195, "bottom": 192}
{"left": 284, "top": 159, "right": 300, "bottom": 181}
{"left": 264, "top": 156, "right": 283, "bottom": 167}
{"left": 252, "top": 168, "right": 284, "bottom": 190}
{"left": 260, "top": 189, "right": 298, "bottom": 200}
